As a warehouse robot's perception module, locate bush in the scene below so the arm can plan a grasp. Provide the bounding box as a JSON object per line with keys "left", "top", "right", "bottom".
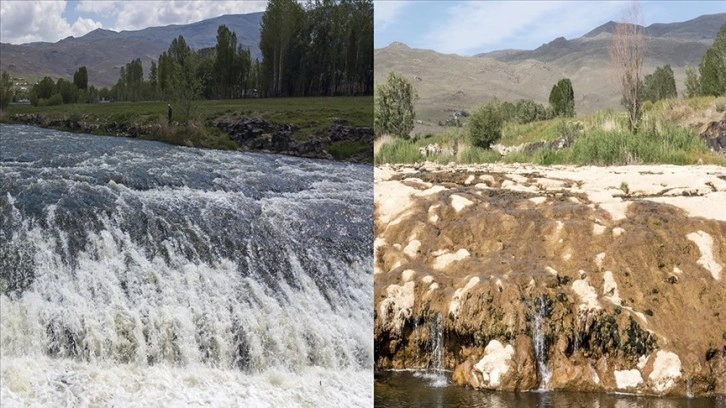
{"left": 549, "top": 78, "right": 575, "bottom": 117}
{"left": 374, "top": 71, "right": 418, "bottom": 139}
{"left": 468, "top": 102, "right": 503, "bottom": 149}
{"left": 47, "top": 93, "right": 63, "bottom": 106}
{"left": 642, "top": 65, "right": 677, "bottom": 102}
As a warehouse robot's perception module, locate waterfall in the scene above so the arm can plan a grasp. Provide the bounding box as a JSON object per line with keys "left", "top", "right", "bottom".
{"left": 531, "top": 296, "right": 552, "bottom": 390}
{"left": 429, "top": 312, "right": 447, "bottom": 387}
{"left": 0, "top": 125, "right": 373, "bottom": 406}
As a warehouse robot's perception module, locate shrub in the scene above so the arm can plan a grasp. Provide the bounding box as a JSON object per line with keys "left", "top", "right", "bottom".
{"left": 47, "top": 93, "right": 63, "bottom": 106}
{"left": 549, "top": 78, "right": 575, "bottom": 117}
{"left": 642, "top": 65, "right": 677, "bottom": 102}
{"left": 468, "top": 102, "right": 504, "bottom": 149}
{"left": 374, "top": 71, "right": 418, "bottom": 139}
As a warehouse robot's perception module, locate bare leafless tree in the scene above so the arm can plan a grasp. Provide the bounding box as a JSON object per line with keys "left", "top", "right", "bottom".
{"left": 610, "top": 1, "right": 647, "bottom": 133}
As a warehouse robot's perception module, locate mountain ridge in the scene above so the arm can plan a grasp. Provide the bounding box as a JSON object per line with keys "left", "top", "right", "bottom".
{"left": 374, "top": 12, "right": 726, "bottom": 128}
{"left": 0, "top": 12, "right": 264, "bottom": 87}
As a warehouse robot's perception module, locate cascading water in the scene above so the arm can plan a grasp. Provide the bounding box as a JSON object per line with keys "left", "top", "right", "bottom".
{"left": 0, "top": 125, "right": 373, "bottom": 407}
{"left": 428, "top": 312, "right": 447, "bottom": 387}
{"left": 412, "top": 312, "right": 447, "bottom": 387}
{"left": 531, "top": 296, "right": 552, "bottom": 390}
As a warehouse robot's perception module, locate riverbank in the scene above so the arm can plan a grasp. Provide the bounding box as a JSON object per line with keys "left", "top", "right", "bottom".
{"left": 374, "top": 162, "right": 726, "bottom": 397}
{"left": 1, "top": 97, "right": 373, "bottom": 162}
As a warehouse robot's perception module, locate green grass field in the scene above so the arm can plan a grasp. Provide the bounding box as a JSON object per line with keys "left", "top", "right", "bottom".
{"left": 4, "top": 96, "right": 373, "bottom": 155}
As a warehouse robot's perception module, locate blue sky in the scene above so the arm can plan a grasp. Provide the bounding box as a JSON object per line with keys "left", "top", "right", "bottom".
{"left": 374, "top": 1, "right": 726, "bottom": 55}
{"left": 1, "top": 1, "right": 267, "bottom": 44}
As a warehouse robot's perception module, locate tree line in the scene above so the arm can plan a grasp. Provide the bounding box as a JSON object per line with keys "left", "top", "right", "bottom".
{"left": 8, "top": 0, "right": 372, "bottom": 110}
{"left": 260, "top": 0, "right": 372, "bottom": 97}
{"left": 112, "top": 0, "right": 372, "bottom": 101}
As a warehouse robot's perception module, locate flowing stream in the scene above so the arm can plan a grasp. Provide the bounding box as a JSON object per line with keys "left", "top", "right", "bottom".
{"left": 0, "top": 124, "right": 373, "bottom": 407}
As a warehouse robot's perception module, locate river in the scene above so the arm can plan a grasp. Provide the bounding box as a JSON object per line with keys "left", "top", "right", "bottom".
{"left": 0, "top": 124, "right": 373, "bottom": 407}
{"left": 375, "top": 371, "right": 724, "bottom": 407}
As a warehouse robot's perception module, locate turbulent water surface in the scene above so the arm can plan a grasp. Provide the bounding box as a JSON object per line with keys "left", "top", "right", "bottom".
{"left": 375, "top": 371, "right": 724, "bottom": 408}
{"left": 0, "top": 125, "right": 373, "bottom": 407}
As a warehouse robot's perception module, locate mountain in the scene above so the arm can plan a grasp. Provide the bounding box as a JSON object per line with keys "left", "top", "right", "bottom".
{"left": 374, "top": 13, "right": 726, "bottom": 125}
{"left": 0, "top": 13, "right": 263, "bottom": 87}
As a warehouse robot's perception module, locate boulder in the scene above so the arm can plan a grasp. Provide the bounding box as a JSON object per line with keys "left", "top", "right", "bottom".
{"left": 700, "top": 119, "right": 726, "bottom": 153}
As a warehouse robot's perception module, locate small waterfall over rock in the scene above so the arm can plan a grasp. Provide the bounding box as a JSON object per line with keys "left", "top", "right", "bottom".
{"left": 428, "top": 312, "right": 447, "bottom": 387}
{"left": 531, "top": 296, "right": 552, "bottom": 390}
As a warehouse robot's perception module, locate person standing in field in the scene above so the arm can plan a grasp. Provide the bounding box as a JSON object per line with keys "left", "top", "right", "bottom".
{"left": 167, "top": 104, "right": 173, "bottom": 125}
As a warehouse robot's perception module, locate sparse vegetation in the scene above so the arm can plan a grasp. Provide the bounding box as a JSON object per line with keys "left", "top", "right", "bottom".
{"left": 374, "top": 96, "right": 726, "bottom": 166}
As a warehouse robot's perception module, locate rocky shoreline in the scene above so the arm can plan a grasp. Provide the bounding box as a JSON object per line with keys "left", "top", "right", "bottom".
{"left": 7, "top": 113, "right": 374, "bottom": 163}
{"left": 374, "top": 162, "right": 726, "bottom": 397}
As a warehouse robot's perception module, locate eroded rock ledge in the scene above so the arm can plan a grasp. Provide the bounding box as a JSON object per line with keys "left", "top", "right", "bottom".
{"left": 374, "top": 162, "right": 726, "bottom": 397}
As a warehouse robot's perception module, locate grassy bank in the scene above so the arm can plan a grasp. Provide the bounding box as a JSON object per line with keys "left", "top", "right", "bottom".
{"left": 375, "top": 96, "right": 726, "bottom": 166}
{"left": 3, "top": 96, "right": 373, "bottom": 157}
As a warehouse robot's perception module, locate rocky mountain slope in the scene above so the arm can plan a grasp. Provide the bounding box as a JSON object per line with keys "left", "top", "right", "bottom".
{"left": 0, "top": 13, "right": 262, "bottom": 87}
{"left": 374, "top": 13, "right": 726, "bottom": 122}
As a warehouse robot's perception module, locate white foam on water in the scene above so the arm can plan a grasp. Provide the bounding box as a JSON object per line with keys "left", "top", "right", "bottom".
{"left": 0, "top": 128, "right": 374, "bottom": 407}
{"left": 0, "top": 356, "right": 372, "bottom": 408}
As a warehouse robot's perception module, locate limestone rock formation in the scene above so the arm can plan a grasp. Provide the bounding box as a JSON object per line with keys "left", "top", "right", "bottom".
{"left": 374, "top": 163, "right": 726, "bottom": 397}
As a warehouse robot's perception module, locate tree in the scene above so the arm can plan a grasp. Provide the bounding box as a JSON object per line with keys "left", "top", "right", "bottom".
{"left": 684, "top": 66, "right": 701, "bottom": 98}
{"left": 699, "top": 23, "right": 726, "bottom": 96}
{"left": 176, "top": 52, "right": 202, "bottom": 126}
{"left": 469, "top": 101, "right": 503, "bottom": 149}
{"left": 610, "top": 1, "right": 646, "bottom": 132}
{"left": 260, "top": 0, "right": 306, "bottom": 97}
{"left": 374, "top": 71, "right": 417, "bottom": 138}
{"left": 642, "top": 64, "right": 677, "bottom": 102}
{"left": 73, "top": 66, "right": 88, "bottom": 90}
{"left": 548, "top": 78, "right": 575, "bottom": 117}
{"left": 31, "top": 77, "right": 55, "bottom": 99}
{"left": 55, "top": 78, "right": 77, "bottom": 104}
{"left": 214, "top": 25, "right": 237, "bottom": 99}
{"left": 149, "top": 61, "right": 159, "bottom": 100}
{"left": 0, "top": 71, "right": 12, "bottom": 113}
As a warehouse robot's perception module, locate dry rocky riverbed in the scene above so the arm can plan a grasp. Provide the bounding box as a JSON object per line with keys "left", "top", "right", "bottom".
{"left": 374, "top": 162, "right": 726, "bottom": 397}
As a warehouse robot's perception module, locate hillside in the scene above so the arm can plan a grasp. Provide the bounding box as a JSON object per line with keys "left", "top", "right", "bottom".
{"left": 374, "top": 13, "right": 726, "bottom": 133}
{"left": 0, "top": 13, "right": 263, "bottom": 88}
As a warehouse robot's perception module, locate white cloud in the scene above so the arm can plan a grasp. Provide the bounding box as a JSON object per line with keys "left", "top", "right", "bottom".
{"left": 111, "top": 1, "right": 267, "bottom": 32}
{"left": 374, "top": 0, "right": 413, "bottom": 30}
{"left": 423, "top": 1, "right": 628, "bottom": 55}
{"left": 0, "top": 0, "right": 266, "bottom": 44}
{"left": 76, "top": 0, "right": 123, "bottom": 15}
{"left": 0, "top": 1, "right": 103, "bottom": 44}
{"left": 70, "top": 17, "right": 104, "bottom": 37}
